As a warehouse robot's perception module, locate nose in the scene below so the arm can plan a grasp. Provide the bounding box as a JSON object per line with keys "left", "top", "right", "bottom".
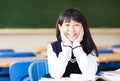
{"left": 69, "top": 25, "right": 75, "bottom": 32}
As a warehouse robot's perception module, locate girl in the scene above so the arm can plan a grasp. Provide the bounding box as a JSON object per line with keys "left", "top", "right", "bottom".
{"left": 47, "top": 8, "right": 98, "bottom": 79}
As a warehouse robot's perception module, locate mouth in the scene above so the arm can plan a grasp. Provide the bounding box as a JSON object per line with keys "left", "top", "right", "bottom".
{"left": 67, "top": 33, "right": 77, "bottom": 39}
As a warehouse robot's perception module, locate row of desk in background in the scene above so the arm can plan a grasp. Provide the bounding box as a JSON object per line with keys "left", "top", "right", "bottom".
{"left": 0, "top": 43, "right": 120, "bottom": 68}
{"left": 0, "top": 53, "right": 120, "bottom": 68}
{"left": 0, "top": 47, "right": 120, "bottom": 68}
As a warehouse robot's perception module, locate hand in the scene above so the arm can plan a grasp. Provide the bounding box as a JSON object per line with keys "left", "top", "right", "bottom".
{"left": 73, "top": 27, "right": 84, "bottom": 43}
{"left": 59, "top": 26, "right": 70, "bottom": 42}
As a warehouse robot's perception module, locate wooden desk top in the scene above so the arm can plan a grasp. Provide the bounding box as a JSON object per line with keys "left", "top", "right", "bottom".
{"left": 97, "top": 54, "right": 120, "bottom": 63}
{"left": 0, "top": 55, "right": 47, "bottom": 68}
{"left": 0, "top": 54, "right": 120, "bottom": 68}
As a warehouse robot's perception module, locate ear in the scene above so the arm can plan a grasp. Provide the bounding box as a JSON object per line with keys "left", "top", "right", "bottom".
{"left": 58, "top": 24, "right": 62, "bottom": 30}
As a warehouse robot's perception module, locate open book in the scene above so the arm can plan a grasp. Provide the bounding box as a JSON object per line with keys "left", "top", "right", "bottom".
{"left": 40, "top": 77, "right": 70, "bottom": 81}
{"left": 70, "top": 74, "right": 110, "bottom": 81}
{"left": 100, "top": 68, "right": 120, "bottom": 76}
{"left": 40, "top": 74, "right": 110, "bottom": 81}
{"left": 100, "top": 69, "right": 120, "bottom": 81}
{"left": 39, "top": 69, "right": 120, "bottom": 81}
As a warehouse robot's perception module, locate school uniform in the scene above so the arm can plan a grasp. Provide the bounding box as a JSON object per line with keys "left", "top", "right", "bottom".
{"left": 47, "top": 41, "right": 98, "bottom": 79}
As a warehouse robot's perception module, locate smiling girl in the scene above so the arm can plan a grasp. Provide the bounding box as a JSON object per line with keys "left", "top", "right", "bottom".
{"left": 47, "top": 8, "right": 98, "bottom": 79}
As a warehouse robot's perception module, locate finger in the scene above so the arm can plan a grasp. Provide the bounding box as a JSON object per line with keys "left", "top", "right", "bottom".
{"left": 59, "top": 27, "right": 65, "bottom": 38}
{"left": 59, "top": 27, "right": 68, "bottom": 41}
{"left": 77, "top": 27, "right": 84, "bottom": 42}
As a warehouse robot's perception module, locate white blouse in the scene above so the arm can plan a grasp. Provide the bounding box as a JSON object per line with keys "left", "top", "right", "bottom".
{"left": 47, "top": 41, "right": 98, "bottom": 79}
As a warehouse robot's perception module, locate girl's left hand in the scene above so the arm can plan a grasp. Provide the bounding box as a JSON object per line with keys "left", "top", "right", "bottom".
{"left": 73, "top": 27, "right": 84, "bottom": 43}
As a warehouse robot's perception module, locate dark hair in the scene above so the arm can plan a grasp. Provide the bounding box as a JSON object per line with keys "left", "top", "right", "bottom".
{"left": 56, "top": 8, "right": 98, "bottom": 56}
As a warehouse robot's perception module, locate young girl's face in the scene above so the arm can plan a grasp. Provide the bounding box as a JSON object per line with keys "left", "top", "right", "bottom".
{"left": 60, "top": 19, "right": 83, "bottom": 42}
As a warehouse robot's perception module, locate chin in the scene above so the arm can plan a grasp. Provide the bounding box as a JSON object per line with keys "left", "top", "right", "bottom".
{"left": 69, "top": 39, "right": 75, "bottom": 42}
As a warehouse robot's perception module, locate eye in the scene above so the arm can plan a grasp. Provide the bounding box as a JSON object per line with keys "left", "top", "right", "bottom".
{"left": 75, "top": 24, "right": 81, "bottom": 26}
{"left": 63, "top": 23, "right": 70, "bottom": 27}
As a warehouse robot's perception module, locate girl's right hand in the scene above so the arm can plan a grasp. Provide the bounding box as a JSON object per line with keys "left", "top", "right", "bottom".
{"left": 73, "top": 27, "right": 84, "bottom": 43}
{"left": 59, "top": 27, "right": 70, "bottom": 42}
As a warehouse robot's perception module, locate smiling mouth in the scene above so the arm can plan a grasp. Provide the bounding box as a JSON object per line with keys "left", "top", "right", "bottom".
{"left": 67, "top": 33, "right": 77, "bottom": 38}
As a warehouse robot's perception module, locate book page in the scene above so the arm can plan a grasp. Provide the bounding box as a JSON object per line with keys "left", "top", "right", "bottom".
{"left": 70, "top": 74, "right": 110, "bottom": 81}
{"left": 39, "top": 74, "right": 113, "bottom": 81}
{"left": 101, "top": 69, "right": 120, "bottom": 76}
{"left": 100, "top": 69, "right": 120, "bottom": 81}
{"left": 39, "top": 77, "right": 71, "bottom": 81}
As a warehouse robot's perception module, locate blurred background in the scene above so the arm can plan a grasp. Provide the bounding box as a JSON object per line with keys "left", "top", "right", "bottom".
{"left": 0, "top": 0, "right": 120, "bottom": 28}
{"left": 0, "top": 0, "right": 120, "bottom": 52}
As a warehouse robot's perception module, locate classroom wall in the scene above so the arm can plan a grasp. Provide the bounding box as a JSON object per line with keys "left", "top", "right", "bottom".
{"left": 0, "top": 0, "right": 120, "bottom": 28}
{"left": 0, "top": 28, "right": 120, "bottom": 52}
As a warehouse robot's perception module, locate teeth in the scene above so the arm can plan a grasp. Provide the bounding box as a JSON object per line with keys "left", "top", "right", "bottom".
{"left": 69, "top": 33, "right": 75, "bottom": 36}
{"left": 68, "top": 34, "right": 75, "bottom": 38}
{"left": 69, "top": 35, "right": 74, "bottom": 37}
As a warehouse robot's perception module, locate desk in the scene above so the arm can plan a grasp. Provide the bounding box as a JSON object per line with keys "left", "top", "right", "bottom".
{"left": 0, "top": 55, "right": 47, "bottom": 68}
{"left": 0, "top": 54, "right": 120, "bottom": 68}
{"left": 97, "top": 54, "right": 120, "bottom": 63}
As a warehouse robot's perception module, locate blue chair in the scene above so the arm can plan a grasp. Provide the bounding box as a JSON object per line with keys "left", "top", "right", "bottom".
{"left": 28, "top": 60, "right": 49, "bottom": 81}
{"left": 97, "top": 49, "right": 113, "bottom": 74}
{"left": 0, "top": 67, "right": 10, "bottom": 81}
{"left": 9, "top": 60, "right": 36, "bottom": 81}
{"left": 98, "top": 49, "right": 113, "bottom": 54}
{"left": 0, "top": 49, "right": 14, "bottom": 53}
{"left": 109, "top": 44, "right": 120, "bottom": 70}
{"left": 97, "top": 48, "right": 120, "bottom": 75}
{"left": 0, "top": 52, "right": 35, "bottom": 58}
{"left": 0, "top": 49, "right": 14, "bottom": 80}
{"left": 0, "top": 52, "right": 36, "bottom": 81}
{"left": 110, "top": 44, "right": 120, "bottom": 48}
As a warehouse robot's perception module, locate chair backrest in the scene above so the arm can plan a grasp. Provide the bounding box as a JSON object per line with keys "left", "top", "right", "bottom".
{"left": 28, "top": 60, "right": 49, "bottom": 81}
{"left": 97, "top": 48, "right": 120, "bottom": 74}
{"left": 0, "top": 49, "right": 14, "bottom": 53}
{"left": 0, "top": 67, "right": 10, "bottom": 81}
{"left": 9, "top": 60, "right": 34, "bottom": 81}
{"left": 0, "top": 49, "right": 14, "bottom": 81}
{"left": 109, "top": 44, "right": 120, "bottom": 54}
{"left": 97, "top": 48, "right": 114, "bottom": 74}
{"left": 0, "top": 52, "right": 35, "bottom": 58}
{"left": 110, "top": 44, "right": 120, "bottom": 48}
{"left": 98, "top": 49, "right": 113, "bottom": 54}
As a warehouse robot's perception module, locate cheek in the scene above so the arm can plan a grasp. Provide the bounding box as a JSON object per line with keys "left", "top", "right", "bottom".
{"left": 62, "top": 27, "right": 68, "bottom": 33}
{"left": 75, "top": 27, "right": 83, "bottom": 37}
{"left": 75, "top": 27, "right": 81, "bottom": 34}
